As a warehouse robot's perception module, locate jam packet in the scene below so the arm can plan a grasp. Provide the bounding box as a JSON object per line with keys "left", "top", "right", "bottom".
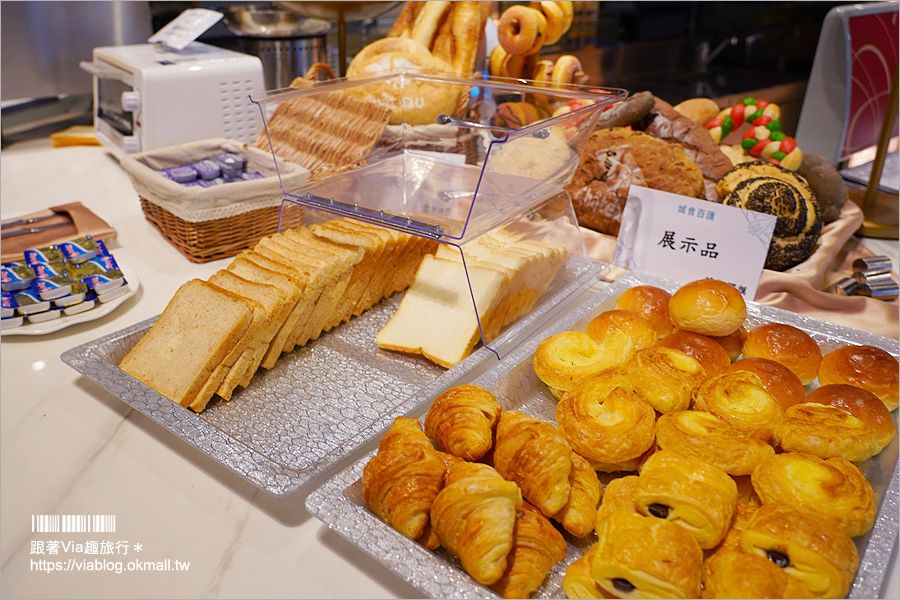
{"left": 1, "top": 291, "right": 17, "bottom": 318}
{"left": 58, "top": 236, "right": 103, "bottom": 264}
{"left": 68, "top": 255, "right": 125, "bottom": 294}
{"left": 24, "top": 245, "right": 65, "bottom": 267}
{"left": 2, "top": 263, "right": 36, "bottom": 292}
{"left": 14, "top": 290, "right": 50, "bottom": 315}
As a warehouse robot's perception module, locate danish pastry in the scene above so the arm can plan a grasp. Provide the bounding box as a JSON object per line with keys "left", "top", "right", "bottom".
{"left": 552, "top": 452, "right": 602, "bottom": 538}
{"left": 818, "top": 344, "right": 899, "bottom": 411}
{"left": 693, "top": 371, "right": 784, "bottom": 441}
{"left": 491, "top": 501, "right": 567, "bottom": 599}
{"left": 634, "top": 450, "right": 738, "bottom": 549}
{"left": 656, "top": 331, "right": 731, "bottom": 378}
{"left": 615, "top": 284, "right": 675, "bottom": 338}
{"left": 741, "top": 322, "right": 822, "bottom": 385}
{"left": 624, "top": 346, "right": 707, "bottom": 413}
{"left": 773, "top": 402, "right": 879, "bottom": 462}
{"left": 362, "top": 417, "right": 449, "bottom": 544}
{"left": 805, "top": 383, "right": 895, "bottom": 453}
{"left": 493, "top": 410, "right": 573, "bottom": 517}
{"left": 556, "top": 368, "right": 657, "bottom": 472}
{"left": 751, "top": 452, "right": 875, "bottom": 538}
{"left": 703, "top": 549, "right": 813, "bottom": 600}
{"left": 739, "top": 503, "right": 858, "bottom": 599}
{"left": 585, "top": 310, "right": 657, "bottom": 352}
{"left": 430, "top": 461, "right": 523, "bottom": 585}
{"left": 532, "top": 330, "right": 636, "bottom": 397}
{"left": 725, "top": 356, "right": 805, "bottom": 410}
{"left": 424, "top": 384, "right": 501, "bottom": 461}
{"left": 594, "top": 475, "right": 641, "bottom": 528}
{"left": 668, "top": 279, "right": 747, "bottom": 337}
{"left": 655, "top": 410, "right": 775, "bottom": 476}
{"left": 592, "top": 510, "right": 703, "bottom": 599}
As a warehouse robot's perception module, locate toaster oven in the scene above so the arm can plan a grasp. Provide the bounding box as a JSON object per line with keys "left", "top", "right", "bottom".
{"left": 81, "top": 42, "right": 265, "bottom": 159}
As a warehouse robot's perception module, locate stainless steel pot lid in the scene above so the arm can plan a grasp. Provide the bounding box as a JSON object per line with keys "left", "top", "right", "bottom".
{"left": 222, "top": 8, "right": 330, "bottom": 38}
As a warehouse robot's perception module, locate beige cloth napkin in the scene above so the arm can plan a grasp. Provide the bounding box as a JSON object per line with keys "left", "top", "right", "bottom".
{"left": 580, "top": 201, "right": 899, "bottom": 340}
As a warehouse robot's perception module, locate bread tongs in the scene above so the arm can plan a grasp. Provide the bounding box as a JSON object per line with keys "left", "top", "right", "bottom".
{"left": 1, "top": 222, "right": 68, "bottom": 238}
{"left": 437, "top": 115, "right": 550, "bottom": 138}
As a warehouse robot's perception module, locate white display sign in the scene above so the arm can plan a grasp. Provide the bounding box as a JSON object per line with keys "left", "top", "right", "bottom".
{"left": 612, "top": 186, "right": 776, "bottom": 299}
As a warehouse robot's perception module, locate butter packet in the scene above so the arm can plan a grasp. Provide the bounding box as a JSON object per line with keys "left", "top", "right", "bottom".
{"left": 27, "top": 307, "right": 63, "bottom": 324}
{"left": 58, "top": 236, "right": 102, "bottom": 264}
{"left": 24, "top": 245, "right": 65, "bottom": 267}
{"left": 14, "top": 290, "right": 50, "bottom": 315}
{"left": 1, "top": 291, "right": 17, "bottom": 318}
{"left": 1, "top": 264, "right": 35, "bottom": 292}
{"left": 68, "top": 255, "right": 125, "bottom": 294}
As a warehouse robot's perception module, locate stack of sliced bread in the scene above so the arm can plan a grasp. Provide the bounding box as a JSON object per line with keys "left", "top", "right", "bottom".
{"left": 376, "top": 228, "right": 569, "bottom": 369}
{"left": 120, "top": 218, "right": 437, "bottom": 412}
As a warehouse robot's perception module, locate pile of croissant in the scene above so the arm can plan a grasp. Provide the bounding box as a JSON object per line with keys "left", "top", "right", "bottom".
{"left": 362, "top": 278, "right": 898, "bottom": 599}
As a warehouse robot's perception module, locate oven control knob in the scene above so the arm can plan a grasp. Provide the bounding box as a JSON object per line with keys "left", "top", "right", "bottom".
{"left": 121, "top": 91, "right": 142, "bottom": 113}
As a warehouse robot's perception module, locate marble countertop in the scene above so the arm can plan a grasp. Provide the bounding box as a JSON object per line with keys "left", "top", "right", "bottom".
{"left": 1, "top": 138, "right": 898, "bottom": 599}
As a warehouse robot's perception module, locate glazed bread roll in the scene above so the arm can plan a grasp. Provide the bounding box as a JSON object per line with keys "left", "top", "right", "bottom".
{"left": 592, "top": 511, "right": 703, "bottom": 599}
{"left": 774, "top": 402, "right": 880, "bottom": 462}
{"left": 818, "top": 344, "right": 899, "bottom": 411}
{"left": 552, "top": 452, "right": 602, "bottom": 538}
{"left": 655, "top": 410, "right": 775, "bottom": 476}
{"left": 693, "top": 371, "right": 785, "bottom": 442}
{"left": 634, "top": 450, "right": 738, "bottom": 549}
{"left": 739, "top": 503, "right": 858, "bottom": 599}
{"left": 741, "top": 322, "right": 823, "bottom": 385}
{"left": 805, "top": 383, "right": 895, "bottom": 453}
{"left": 725, "top": 356, "right": 806, "bottom": 410}
{"left": 656, "top": 330, "right": 731, "bottom": 377}
{"left": 709, "top": 325, "right": 748, "bottom": 361}
{"left": 424, "top": 384, "right": 501, "bottom": 461}
{"left": 556, "top": 368, "right": 657, "bottom": 472}
{"left": 668, "top": 279, "right": 747, "bottom": 337}
{"left": 532, "top": 330, "right": 637, "bottom": 397}
{"left": 493, "top": 410, "right": 573, "bottom": 517}
{"left": 585, "top": 309, "right": 657, "bottom": 351}
{"left": 614, "top": 284, "right": 675, "bottom": 338}
{"left": 751, "top": 452, "right": 876, "bottom": 538}
{"left": 624, "top": 346, "right": 707, "bottom": 413}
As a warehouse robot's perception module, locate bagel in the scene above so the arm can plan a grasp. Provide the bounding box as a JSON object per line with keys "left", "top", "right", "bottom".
{"left": 530, "top": 1, "right": 566, "bottom": 45}
{"left": 498, "top": 5, "right": 547, "bottom": 56}
{"left": 488, "top": 44, "right": 525, "bottom": 78}
{"left": 550, "top": 55, "right": 587, "bottom": 86}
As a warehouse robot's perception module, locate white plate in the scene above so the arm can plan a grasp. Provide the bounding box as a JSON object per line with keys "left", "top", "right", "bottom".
{"left": 2, "top": 263, "right": 140, "bottom": 336}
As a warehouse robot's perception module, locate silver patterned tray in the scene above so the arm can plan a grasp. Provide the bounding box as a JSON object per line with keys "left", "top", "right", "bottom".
{"left": 60, "top": 257, "right": 605, "bottom": 496}
{"left": 306, "top": 271, "right": 900, "bottom": 599}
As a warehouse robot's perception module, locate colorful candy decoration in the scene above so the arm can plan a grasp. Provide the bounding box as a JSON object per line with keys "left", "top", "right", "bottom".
{"left": 704, "top": 97, "right": 802, "bottom": 171}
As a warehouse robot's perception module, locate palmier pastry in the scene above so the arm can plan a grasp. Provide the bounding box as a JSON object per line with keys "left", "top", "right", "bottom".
{"left": 703, "top": 549, "right": 814, "bottom": 599}
{"left": 556, "top": 368, "right": 657, "bottom": 472}
{"left": 741, "top": 323, "right": 823, "bottom": 385}
{"left": 773, "top": 402, "right": 879, "bottom": 462}
{"left": 656, "top": 330, "right": 730, "bottom": 378}
{"left": 693, "top": 371, "right": 784, "bottom": 441}
{"left": 533, "top": 330, "right": 636, "bottom": 397}
{"left": 430, "top": 462, "right": 523, "bottom": 585}
{"left": 592, "top": 510, "right": 703, "bottom": 599}
{"left": 362, "top": 417, "right": 448, "bottom": 545}
{"left": 493, "top": 410, "right": 573, "bottom": 517}
{"left": 634, "top": 450, "right": 738, "bottom": 549}
{"left": 563, "top": 545, "right": 610, "bottom": 600}
{"left": 752, "top": 453, "right": 875, "bottom": 537}
{"left": 805, "top": 383, "right": 895, "bottom": 452}
{"left": 655, "top": 410, "right": 774, "bottom": 476}
{"left": 739, "top": 503, "right": 858, "bottom": 599}
{"left": 818, "top": 344, "right": 899, "bottom": 411}
{"left": 615, "top": 284, "right": 675, "bottom": 338}
{"left": 424, "top": 384, "right": 501, "bottom": 461}
{"left": 668, "top": 279, "right": 747, "bottom": 337}
{"left": 723, "top": 176, "right": 824, "bottom": 271}
{"left": 553, "top": 452, "right": 602, "bottom": 538}
{"left": 624, "top": 346, "right": 707, "bottom": 413}
{"left": 491, "top": 501, "right": 568, "bottom": 599}
{"left": 586, "top": 310, "right": 657, "bottom": 351}
{"left": 725, "top": 357, "right": 805, "bottom": 410}
{"left": 594, "top": 475, "right": 641, "bottom": 527}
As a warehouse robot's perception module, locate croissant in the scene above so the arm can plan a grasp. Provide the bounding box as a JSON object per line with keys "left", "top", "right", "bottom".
{"left": 655, "top": 410, "right": 775, "bottom": 476}
{"left": 552, "top": 452, "right": 601, "bottom": 538}
{"left": 563, "top": 545, "right": 608, "bottom": 600}
{"left": 491, "top": 501, "right": 568, "bottom": 599}
{"left": 556, "top": 368, "right": 656, "bottom": 472}
{"left": 634, "top": 450, "right": 738, "bottom": 549}
{"left": 430, "top": 461, "right": 523, "bottom": 585}
{"left": 739, "top": 503, "right": 858, "bottom": 599}
{"left": 362, "top": 417, "right": 448, "bottom": 544}
{"left": 693, "top": 371, "right": 784, "bottom": 442}
{"left": 592, "top": 510, "right": 703, "bottom": 599}
{"left": 751, "top": 452, "right": 875, "bottom": 537}
{"left": 424, "top": 384, "right": 501, "bottom": 461}
{"left": 532, "top": 330, "right": 637, "bottom": 397}
{"left": 493, "top": 410, "right": 573, "bottom": 517}
{"left": 624, "top": 346, "right": 707, "bottom": 413}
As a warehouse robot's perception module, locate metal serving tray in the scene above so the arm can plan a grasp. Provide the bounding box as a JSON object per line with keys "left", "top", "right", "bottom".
{"left": 60, "top": 257, "right": 604, "bottom": 497}
{"left": 305, "top": 271, "right": 900, "bottom": 599}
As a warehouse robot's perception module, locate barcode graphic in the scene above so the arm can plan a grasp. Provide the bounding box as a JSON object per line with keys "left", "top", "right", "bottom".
{"left": 32, "top": 515, "right": 116, "bottom": 533}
